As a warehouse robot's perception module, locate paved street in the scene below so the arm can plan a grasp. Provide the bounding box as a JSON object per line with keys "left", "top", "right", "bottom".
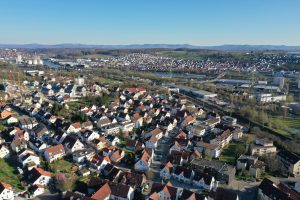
{"left": 147, "top": 137, "right": 170, "bottom": 182}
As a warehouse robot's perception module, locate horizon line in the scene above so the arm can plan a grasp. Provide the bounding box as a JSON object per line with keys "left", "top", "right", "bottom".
{"left": 0, "top": 43, "right": 300, "bottom": 47}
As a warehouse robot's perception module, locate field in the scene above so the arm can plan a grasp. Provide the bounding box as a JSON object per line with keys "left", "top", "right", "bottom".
{"left": 0, "top": 158, "right": 24, "bottom": 191}
{"left": 269, "top": 116, "right": 300, "bottom": 138}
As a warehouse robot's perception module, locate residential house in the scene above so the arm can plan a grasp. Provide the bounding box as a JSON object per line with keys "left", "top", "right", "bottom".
{"left": 258, "top": 178, "right": 300, "bottom": 200}
{"left": 188, "top": 125, "right": 206, "bottom": 138}
{"left": 210, "top": 130, "right": 232, "bottom": 149}
{"left": 193, "top": 172, "right": 218, "bottom": 191}
{"left": 181, "top": 115, "right": 196, "bottom": 127}
{"left": 169, "top": 139, "right": 190, "bottom": 154}
{"left": 110, "top": 149, "right": 125, "bottom": 164}
{"left": 201, "top": 118, "right": 220, "bottom": 130}
{"left": 172, "top": 166, "right": 194, "bottom": 184}
{"left": 135, "top": 149, "right": 152, "bottom": 172}
{"left": 159, "top": 162, "right": 173, "bottom": 180}
{"left": 90, "top": 155, "right": 110, "bottom": 171}
{"left": 11, "top": 138, "right": 27, "bottom": 152}
{"left": 126, "top": 139, "right": 144, "bottom": 152}
{"left": 250, "top": 138, "right": 277, "bottom": 156}
{"left": 195, "top": 142, "right": 221, "bottom": 159}
{"left": 118, "top": 172, "right": 146, "bottom": 189}
{"left": 6, "top": 116, "right": 18, "bottom": 125}
{"left": 28, "top": 167, "right": 51, "bottom": 186}
{"left": 0, "top": 145, "right": 9, "bottom": 158}
{"left": 19, "top": 152, "right": 40, "bottom": 170}
{"left": 81, "top": 121, "right": 93, "bottom": 130}
{"left": 28, "top": 184, "right": 45, "bottom": 198}
{"left": 28, "top": 138, "right": 47, "bottom": 153}
{"left": 191, "top": 159, "right": 236, "bottom": 184}
{"left": 92, "top": 136, "right": 108, "bottom": 150}
{"left": 119, "top": 121, "right": 135, "bottom": 133}
{"left": 277, "top": 150, "right": 300, "bottom": 177}
{"left": 180, "top": 189, "right": 207, "bottom": 200}
{"left": 14, "top": 129, "right": 30, "bottom": 141}
{"left": 132, "top": 112, "right": 144, "bottom": 128}
{"left": 66, "top": 122, "right": 81, "bottom": 134}
{"left": 96, "top": 116, "right": 112, "bottom": 128}
{"left": 19, "top": 116, "right": 38, "bottom": 130}
{"left": 232, "top": 128, "right": 243, "bottom": 141}
{"left": 208, "top": 188, "right": 239, "bottom": 200}
{"left": 62, "top": 135, "right": 84, "bottom": 153}
{"left": 0, "top": 109, "right": 12, "bottom": 119}
{"left": 102, "top": 123, "right": 120, "bottom": 136}
{"left": 73, "top": 148, "right": 95, "bottom": 163}
{"left": 31, "top": 123, "right": 49, "bottom": 139}
{"left": 91, "top": 183, "right": 134, "bottom": 200}
{"left": 90, "top": 182, "right": 111, "bottom": 200}
{"left": 81, "top": 129, "right": 99, "bottom": 143}
{"left": 116, "top": 112, "right": 131, "bottom": 123}
{"left": 236, "top": 155, "right": 265, "bottom": 179}
{"left": 149, "top": 182, "right": 179, "bottom": 200}
{"left": 0, "top": 182, "right": 14, "bottom": 200}
{"left": 44, "top": 144, "right": 66, "bottom": 163}
{"left": 169, "top": 150, "right": 190, "bottom": 166}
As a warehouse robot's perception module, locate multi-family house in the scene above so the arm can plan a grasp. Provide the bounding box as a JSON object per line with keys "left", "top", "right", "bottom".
{"left": 191, "top": 159, "right": 236, "bottom": 184}
{"left": 172, "top": 166, "right": 194, "bottom": 184}
{"left": 149, "top": 182, "right": 179, "bottom": 200}
{"left": 160, "top": 162, "right": 173, "bottom": 180}
{"left": 250, "top": 138, "right": 277, "bottom": 156}
{"left": 277, "top": 150, "right": 300, "bottom": 177}
{"left": 210, "top": 130, "right": 232, "bottom": 149}
{"left": 192, "top": 172, "right": 218, "bottom": 191}
{"left": 187, "top": 125, "right": 206, "bottom": 138}
{"left": 135, "top": 149, "right": 152, "bottom": 172}
{"left": 195, "top": 142, "right": 222, "bottom": 159}
{"left": 258, "top": 178, "right": 300, "bottom": 200}
{"left": 91, "top": 183, "right": 134, "bottom": 200}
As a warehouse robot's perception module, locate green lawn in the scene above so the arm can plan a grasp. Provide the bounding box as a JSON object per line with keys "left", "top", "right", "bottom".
{"left": 269, "top": 117, "right": 300, "bottom": 138}
{"left": 0, "top": 159, "right": 24, "bottom": 191}
{"left": 98, "top": 77, "right": 120, "bottom": 84}
{"left": 49, "top": 159, "right": 73, "bottom": 174}
{"left": 219, "top": 141, "right": 245, "bottom": 165}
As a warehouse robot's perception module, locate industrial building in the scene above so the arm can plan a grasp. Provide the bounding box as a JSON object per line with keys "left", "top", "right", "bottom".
{"left": 179, "top": 86, "right": 217, "bottom": 99}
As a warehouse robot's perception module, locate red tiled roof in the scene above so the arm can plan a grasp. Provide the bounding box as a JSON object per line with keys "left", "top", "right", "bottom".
{"left": 71, "top": 122, "right": 81, "bottom": 129}
{"left": 46, "top": 144, "right": 65, "bottom": 155}
{"left": 34, "top": 167, "right": 51, "bottom": 177}
{"left": 127, "top": 87, "right": 146, "bottom": 93}
{"left": 91, "top": 183, "right": 111, "bottom": 200}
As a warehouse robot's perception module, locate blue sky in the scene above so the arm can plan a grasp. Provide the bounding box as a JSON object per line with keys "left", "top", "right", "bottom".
{"left": 0, "top": 0, "right": 299, "bottom": 45}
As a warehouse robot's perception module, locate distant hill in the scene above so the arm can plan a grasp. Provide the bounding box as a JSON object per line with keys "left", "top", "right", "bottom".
{"left": 0, "top": 43, "right": 300, "bottom": 51}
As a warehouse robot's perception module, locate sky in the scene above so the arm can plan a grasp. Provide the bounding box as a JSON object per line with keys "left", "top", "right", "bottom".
{"left": 0, "top": 0, "right": 299, "bottom": 45}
